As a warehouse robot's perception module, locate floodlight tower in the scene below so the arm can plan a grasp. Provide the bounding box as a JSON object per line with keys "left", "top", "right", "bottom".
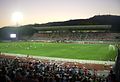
{"left": 16, "top": 17, "right": 20, "bottom": 41}
{"left": 12, "top": 12, "right": 23, "bottom": 26}
{"left": 13, "top": 18, "right": 19, "bottom": 41}
{"left": 12, "top": 12, "right": 23, "bottom": 40}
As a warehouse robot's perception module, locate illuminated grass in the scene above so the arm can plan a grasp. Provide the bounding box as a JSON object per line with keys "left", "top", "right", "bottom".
{"left": 0, "top": 42, "right": 117, "bottom": 61}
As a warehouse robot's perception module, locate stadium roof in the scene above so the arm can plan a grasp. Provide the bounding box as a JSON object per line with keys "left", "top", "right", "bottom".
{"left": 33, "top": 25, "right": 111, "bottom": 31}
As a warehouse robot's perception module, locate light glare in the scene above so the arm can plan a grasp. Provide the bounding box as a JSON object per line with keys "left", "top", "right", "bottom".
{"left": 12, "top": 12, "right": 23, "bottom": 24}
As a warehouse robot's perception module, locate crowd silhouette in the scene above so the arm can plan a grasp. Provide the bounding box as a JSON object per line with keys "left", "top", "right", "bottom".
{"left": 0, "top": 55, "right": 116, "bottom": 82}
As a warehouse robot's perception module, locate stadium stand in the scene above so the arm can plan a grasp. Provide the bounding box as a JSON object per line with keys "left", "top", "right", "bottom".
{"left": 0, "top": 54, "right": 117, "bottom": 82}
{"left": 0, "top": 15, "right": 120, "bottom": 82}
{"left": 30, "top": 32, "right": 120, "bottom": 41}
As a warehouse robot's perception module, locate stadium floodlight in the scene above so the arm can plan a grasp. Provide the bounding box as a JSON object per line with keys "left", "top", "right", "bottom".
{"left": 12, "top": 12, "right": 23, "bottom": 26}
{"left": 10, "top": 34, "right": 16, "bottom": 38}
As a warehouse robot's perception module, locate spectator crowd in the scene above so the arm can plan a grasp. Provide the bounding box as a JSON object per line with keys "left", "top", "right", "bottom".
{"left": 30, "top": 32, "right": 120, "bottom": 41}
{"left": 0, "top": 55, "right": 116, "bottom": 82}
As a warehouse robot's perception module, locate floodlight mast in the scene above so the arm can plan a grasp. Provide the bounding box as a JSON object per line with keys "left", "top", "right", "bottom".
{"left": 16, "top": 21, "right": 19, "bottom": 27}
{"left": 16, "top": 20, "right": 19, "bottom": 41}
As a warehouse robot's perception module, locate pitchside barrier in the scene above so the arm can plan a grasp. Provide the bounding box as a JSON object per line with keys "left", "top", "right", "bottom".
{"left": 2, "top": 53, "right": 115, "bottom": 65}
{"left": 29, "top": 40, "right": 119, "bottom": 44}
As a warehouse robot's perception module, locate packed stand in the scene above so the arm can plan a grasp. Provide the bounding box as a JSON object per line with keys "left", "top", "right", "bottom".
{"left": 0, "top": 56, "right": 116, "bottom": 82}
{"left": 30, "top": 32, "right": 120, "bottom": 41}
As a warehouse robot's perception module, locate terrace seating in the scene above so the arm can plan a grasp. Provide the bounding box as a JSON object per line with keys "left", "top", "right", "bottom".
{"left": 0, "top": 55, "right": 116, "bottom": 82}
{"left": 30, "top": 32, "right": 120, "bottom": 41}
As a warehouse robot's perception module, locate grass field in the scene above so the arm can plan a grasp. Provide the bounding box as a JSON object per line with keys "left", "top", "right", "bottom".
{"left": 0, "top": 42, "right": 117, "bottom": 61}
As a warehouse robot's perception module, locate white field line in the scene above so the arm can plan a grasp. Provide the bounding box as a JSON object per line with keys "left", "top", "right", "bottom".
{"left": 2, "top": 53, "right": 115, "bottom": 65}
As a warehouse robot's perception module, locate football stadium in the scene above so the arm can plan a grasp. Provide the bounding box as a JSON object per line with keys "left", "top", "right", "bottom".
{"left": 0, "top": 23, "right": 120, "bottom": 82}
{"left": 0, "top": 25, "right": 119, "bottom": 61}
{"left": 0, "top": 0, "right": 120, "bottom": 81}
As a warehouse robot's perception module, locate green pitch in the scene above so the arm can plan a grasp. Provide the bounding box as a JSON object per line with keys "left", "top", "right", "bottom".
{"left": 0, "top": 42, "right": 117, "bottom": 61}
